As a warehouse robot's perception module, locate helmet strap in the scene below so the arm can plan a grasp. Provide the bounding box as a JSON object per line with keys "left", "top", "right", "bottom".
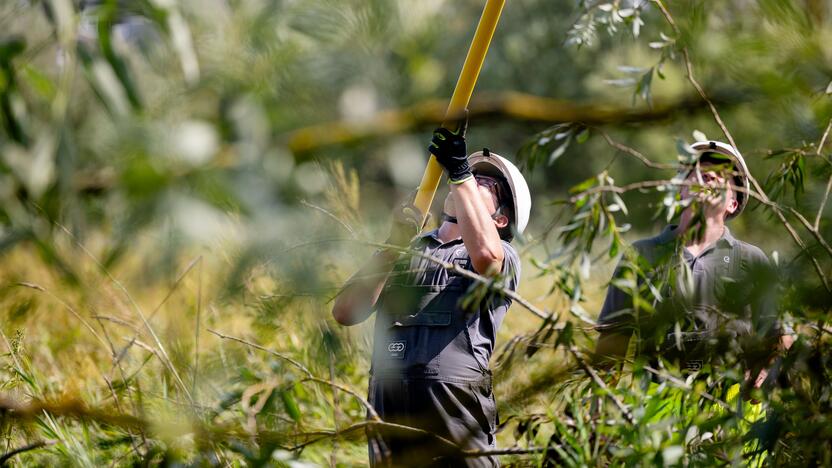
{"left": 441, "top": 209, "right": 501, "bottom": 225}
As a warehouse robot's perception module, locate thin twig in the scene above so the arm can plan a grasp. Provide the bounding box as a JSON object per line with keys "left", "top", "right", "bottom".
{"left": 565, "top": 176, "right": 832, "bottom": 291}
{"left": 568, "top": 346, "right": 635, "bottom": 425}
{"left": 193, "top": 258, "right": 203, "bottom": 402}
{"left": 0, "top": 440, "right": 57, "bottom": 465}
{"left": 651, "top": 0, "right": 830, "bottom": 294}
{"left": 113, "top": 256, "right": 202, "bottom": 367}
{"left": 785, "top": 206, "right": 832, "bottom": 260}
{"left": 652, "top": 0, "right": 736, "bottom": 149}
{"left": 45, "top": 217, "right": 194, "bottom": 403}
{"left": 597, "top": 129, "right": 678, "bottom": 170}
{"left": 206, "top": 329, "right": 380, "bottom": 420}
{"left": 301, "top": 200, "right": 356, "bottom": 237}
{"left": 368, "top": 242, "right": 552, "bottom": 321}
{"left": 328, "top": 350, "right": 340, "bottom": 468}
{"left": 16, "top": 282, "right": 109, "bottom": 349}
{"left": 814, "top": 119, "right": 832, "bottom": 230}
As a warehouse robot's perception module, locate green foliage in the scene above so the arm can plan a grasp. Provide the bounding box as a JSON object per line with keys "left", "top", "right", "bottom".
{"left": 0, "top": 0, "right": 831, "bottom": 466}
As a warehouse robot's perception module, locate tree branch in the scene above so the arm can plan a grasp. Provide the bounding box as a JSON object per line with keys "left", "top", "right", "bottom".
{"left": 284, "top": 91, "right": 732, "bottom": 155}
{"left": 569, "top": 346, "right": 635, "bottom": 425}
{"left": 206, "top": 328, "right": 381, "bottom": 421}
{"left": 566, "top": 178, "right": 832, "bottom": 290}
{"left": 651, "top": 0, "right": 830, "bottom": 293}
{"left": 814, "top": 118, "right": 832, "bottom": 230}
{"left": 597, "top": 129, "right": 678, "bottom": 170}
{"left": 0, "top": 440, "right": 57, "bottom": 465}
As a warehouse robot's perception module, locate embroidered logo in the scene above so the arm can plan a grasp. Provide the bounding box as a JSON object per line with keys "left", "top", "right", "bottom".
{"left": 723, "top": 256, "right": 730, "bottom": 263}
{"left": 685, "top": 360, "right": 703, "bottom": 371}
{"left": 387, "top": 341, "right": 406, "bottom": 359}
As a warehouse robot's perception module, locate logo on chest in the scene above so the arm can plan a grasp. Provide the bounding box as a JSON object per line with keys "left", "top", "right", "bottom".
{"left": 387, "top": 341, "right": 406, "bottom": 359}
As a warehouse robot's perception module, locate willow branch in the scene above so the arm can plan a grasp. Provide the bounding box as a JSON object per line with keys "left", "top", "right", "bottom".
{"left": 370, "top": 242, "right": 552, "bottom": 321}
{"left": 652, "top": 0, "right": 736, "bottom": 149}
{"left": 569, "top": 346, "right": 635, "bottom": 425}
{"left": 206, "top": 329, "right": 380, "bottom": 420}
{"left": 285, "top": 91, "right": 729, "bottom": 155}
{"left": 0, "top": 440, "right": 58, "bottom": 465}
{"left": 597, "top": 129, "right": 678, "bottom": 170}
{"left": 814, "top": 119, "right": 832, "bottom": 230}
{"left": 649, "top": 1, "right": 829, "bottom": 292}
{"left": 566, "top": 179, "right": 831, "bottom": 291}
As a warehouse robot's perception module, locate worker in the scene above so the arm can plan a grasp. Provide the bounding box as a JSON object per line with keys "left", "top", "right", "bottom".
{"left": 594, "top": 140, "right": 793, "bottom": 389}
{"left": 332, "top": 118, "right": 531, "bottom": 467}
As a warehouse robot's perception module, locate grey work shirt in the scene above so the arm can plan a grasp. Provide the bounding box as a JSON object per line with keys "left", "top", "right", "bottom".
{"left": 370, "top": 230, "right": 521, "bottom": 380}
{"left": 598, "top": 225, "right": 788, "bottom": 358}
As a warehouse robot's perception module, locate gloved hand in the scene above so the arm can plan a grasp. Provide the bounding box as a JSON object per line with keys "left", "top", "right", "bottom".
{"left": 428, "top": 112, "right": 472, "bottom": 184}
{"left": 386, "top": 201, "right": 424, "bottom": 247}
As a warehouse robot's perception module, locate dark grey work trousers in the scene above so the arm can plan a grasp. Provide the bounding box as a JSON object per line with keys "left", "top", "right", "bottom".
{"left": 368, "top": 376, "right": 498, "bottom": 468}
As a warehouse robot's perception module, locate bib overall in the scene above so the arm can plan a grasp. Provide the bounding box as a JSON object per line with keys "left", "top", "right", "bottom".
{"left": 367, "top": 232, "right": 519, "bottom": 468}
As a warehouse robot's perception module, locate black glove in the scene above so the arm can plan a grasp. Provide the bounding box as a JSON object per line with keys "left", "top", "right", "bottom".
{"left": 428, "top": 113, "right": 472, "bottom": 184}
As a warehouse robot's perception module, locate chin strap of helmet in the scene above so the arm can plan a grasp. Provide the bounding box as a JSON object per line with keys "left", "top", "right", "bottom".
{"left": 441, "top": 209, "right": 502, "bottom": 225}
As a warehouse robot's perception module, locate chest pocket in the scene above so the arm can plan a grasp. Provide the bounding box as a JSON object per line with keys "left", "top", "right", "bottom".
{"left": 378, "top": 272, "right": 469, "bottom": 328}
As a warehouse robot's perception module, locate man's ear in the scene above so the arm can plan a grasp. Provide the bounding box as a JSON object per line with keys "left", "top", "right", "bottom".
{"left": 494, "top": 213, "right": 509, "bottom": 229}
{"left": 725, "top": 196, "right": 738, "bottom": 216}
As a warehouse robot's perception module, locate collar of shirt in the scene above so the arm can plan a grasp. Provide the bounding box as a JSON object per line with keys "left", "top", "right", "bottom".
{"left": 417, "top": 229, "right": 464, "bottom": 248}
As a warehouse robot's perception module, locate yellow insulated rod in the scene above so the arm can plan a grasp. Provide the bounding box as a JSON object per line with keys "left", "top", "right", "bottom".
{"left": 413, "top": 0, "right": 506, "bottom": 226}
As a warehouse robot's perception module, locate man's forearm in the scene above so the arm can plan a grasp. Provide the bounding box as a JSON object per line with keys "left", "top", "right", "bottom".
{"left": 332, "top": 249, "right": 399, "bottom": 326}
{"left": 451, "top": 179, "right": 504, "bottom": 274}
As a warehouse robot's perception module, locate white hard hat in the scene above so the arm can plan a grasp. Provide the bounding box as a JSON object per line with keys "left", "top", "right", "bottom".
{"left": 688, "top": 140, "right": 750, "bottom": 220}
{"left": 468, "top": 149, "right": 531, "bottom": 235}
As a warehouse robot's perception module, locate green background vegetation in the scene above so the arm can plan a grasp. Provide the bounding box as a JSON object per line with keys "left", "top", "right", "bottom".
{"left": 0, "top": 0, "right": 831, "bottom": 465}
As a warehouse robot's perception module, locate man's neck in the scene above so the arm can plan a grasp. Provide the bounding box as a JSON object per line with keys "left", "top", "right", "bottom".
{"left": 437, "top": 221, "right": 461, "bottom": 243}
{"left": 676, "top": 209, "right": 726, "bottom": 254}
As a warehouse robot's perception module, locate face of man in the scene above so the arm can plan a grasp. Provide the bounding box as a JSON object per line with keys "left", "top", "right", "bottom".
{"left": 443, "top": 174, "right": 510, "bottom": 229}
{"left": 679, "top": 161, "right": 739, "bottom": 220}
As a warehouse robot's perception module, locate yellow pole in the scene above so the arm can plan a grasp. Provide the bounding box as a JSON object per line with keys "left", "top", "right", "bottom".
{"left": 413, "top": 0, "right": 506, "bottom": 226}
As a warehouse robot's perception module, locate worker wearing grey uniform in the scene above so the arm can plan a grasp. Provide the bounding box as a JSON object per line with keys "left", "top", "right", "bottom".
{"left": 595, "top": 140, "right": 792, "bottom": 386}
{"left": 333, "top": 119, "right": 531, "bottom": 467}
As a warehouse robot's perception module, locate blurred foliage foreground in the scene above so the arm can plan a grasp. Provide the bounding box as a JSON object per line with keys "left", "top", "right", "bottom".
{"left": 1, "top": 0, "right": 832, "bottom": 466}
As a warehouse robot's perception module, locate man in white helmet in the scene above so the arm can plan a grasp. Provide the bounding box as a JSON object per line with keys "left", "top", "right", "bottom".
{"left": 594, "top": 140, "right": 792, "bottom": 388}
{"left": 332, "top": 118, "right": 530, "bottom": 467}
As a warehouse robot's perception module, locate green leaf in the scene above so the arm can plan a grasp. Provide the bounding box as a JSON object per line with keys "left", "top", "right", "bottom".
{"left": 576, "top": 127, "right": 590, "bottom": 144}
{"left": 555, "top": 322, "right": 574, "bottom": 348}
{"left": 280, "top": 387, "right": 302, "bottom": 422}
{"left": 548, "top": 136, "right": 572, "bottom": 165}
{"left": 634, "top": 68, "right": 654, "bottom": 105}
{"left": 570, "top": 176, "right": 599, "bottom": 194}
{"left": 0, "top": 36, "right": 25, "bottom": 63}
{"left": 609, "top": 233, "right": 620, "bottom": 258}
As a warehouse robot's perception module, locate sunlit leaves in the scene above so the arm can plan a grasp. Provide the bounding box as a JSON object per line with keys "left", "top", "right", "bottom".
{"left": 519, "top": 123, "right": 589, "bottom": 171}
{"left": 764, "top": 150, "right": 806, "bottom": 204}
{"left": 566, "top": 0, "right": 650, "bottom": 48}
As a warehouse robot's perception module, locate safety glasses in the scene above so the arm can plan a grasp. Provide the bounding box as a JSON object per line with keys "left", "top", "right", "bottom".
{"left": 474, "top": 175, "right": 505, "bottom": 199}
{"left": 474, "top": 174, "right": 507, "bottom": 217}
